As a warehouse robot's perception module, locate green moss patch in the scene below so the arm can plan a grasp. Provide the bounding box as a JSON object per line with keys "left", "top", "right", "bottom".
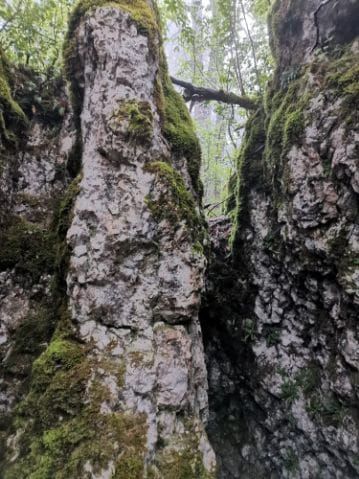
{"left": 4, "top": 329, "right": 147, "bottom": 479}
{"left": 112, "top": 99, "right": 153, "bottom": 143}
{"left": 66, "top": 0, "right": 157, "bottom": 43}
{"left": 153, "top": 421, "right": 215, "bottom": 479}
{"left": 230, "top": 109, "right": 266, "bottom": 247}
{"left": 0, "top": 216, "right": 55, "bottom": 281}
{"left": 0, "top": 50, "right": 27, "bottom": 141}
{"left": 144, "top": 161, "right": 204, "bottom": 243}
{"left": 2, "top": 305, "right": 55, "bottom": 379}
{"left": 52, "top": 174, "right": 82, "bottom": 292}
{"left": 157, "top": 52, "right": 203, "bottom": 196}
{"left": 265, "top": 77, "right": 308, "bottom": 168}
{"left": 324, "top": 49, "right": 359, "bottom": 127}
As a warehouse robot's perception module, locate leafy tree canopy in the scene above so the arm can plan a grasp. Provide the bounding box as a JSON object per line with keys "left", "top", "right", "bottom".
{"left": 0, "top": 0, "right": 73, "bottom": 72}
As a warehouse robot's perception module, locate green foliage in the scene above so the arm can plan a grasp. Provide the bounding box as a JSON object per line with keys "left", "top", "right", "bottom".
{"left": 306, "top": 396, "right": 347, "bottom": 425}
{"left": 251, "top": 0, "right": 271, "bottom": 19}
{"left": 295, "top": 366, "right": 320, "bottom": 396}
{"left": 243, "top": 318, "right": 256, "bottom": 343}
{"left": 283, "top": 448, "right": 299, "bottom": 473}
{"left": 280, "top": 366, "right": 321, "bottom": 405}
{"left": 159, "top": 0, "right": 272, "bottom": 212}
{"left": 198, "top": 116, "right": 238, "bottom": 217}
{"left": 0, "top": 0, "right": 73, "bottom": 72}
{"left": 280, "top": 380, "right": 299, "bottom": 404}
{"left": 264, "top": 328, "right": 280, "bottom": 346}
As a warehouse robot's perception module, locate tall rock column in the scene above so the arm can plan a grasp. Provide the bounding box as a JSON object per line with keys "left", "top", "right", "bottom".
{"left": 2, "top": 1, "right": 215, "bottom": 478}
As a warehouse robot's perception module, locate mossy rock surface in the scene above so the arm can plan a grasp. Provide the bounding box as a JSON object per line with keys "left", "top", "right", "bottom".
{"left": 3, "top": 322, "right": 147, "bottom": 479}
{"left": 112, "top": 99, "right": 154, "bottom": 143}
{"left": 0, "top": 216, "right": 56, "bottom": 281}
{"left": 230, "top": 108, "right": 266, "bottom": 248}
{"left": 152, "top": 419, "right": 216, "bottom": 479}
{"left": 63, "top": 0, "right": 158, "bottom": 122}
{"left": 0, "top": 50, "right": 27, "bottom": 141}
{"left": 322, "top": 48, "right": 359, "bottom": 127}
{"left": 144, "top": 161, "right": 205, "bottom": 244}
{"left": 64, "top": 0, "right": 203, "bottom": 196}
{"left": 158, "top": 52, "right": 202, "bottom": 195}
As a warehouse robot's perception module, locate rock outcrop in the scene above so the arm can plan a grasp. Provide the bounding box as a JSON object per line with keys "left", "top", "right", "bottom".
{"left": 0, "top": 0, "right": 358, "bottom": 478}
{"left": 0, "top": 2, "right": 215, "bottom": 477}
{"left": 203, "top": 0, "right": 359, "bottom": 477}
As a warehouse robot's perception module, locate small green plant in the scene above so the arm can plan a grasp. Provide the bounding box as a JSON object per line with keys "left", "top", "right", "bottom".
{"left": 321, "top": 399, "right": 346, "bottom": 423}
{"left": 243, "top": 318, "right": 256, "bottom": 343}
{"left": 265, "top": 328, "right": 280, "bottom": 346}
{"left": 284, "top": 447, "right": 299, "bottom": 474}
{"left": 306, "top": 396, "right": 324, "bottom": 417}
{"left": 306, "top": 396, "right": 347, "bottom": 425}
{"left": 296, "top": 366, "right": 320, "bottom": 395}
{"left": 281, "top": 380, "right": 299, "bottom": 404}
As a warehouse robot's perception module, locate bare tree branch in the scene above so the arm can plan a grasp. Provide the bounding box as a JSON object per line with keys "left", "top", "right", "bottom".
{"left": 170, "top": 76, "right": 258, "bottom": 110}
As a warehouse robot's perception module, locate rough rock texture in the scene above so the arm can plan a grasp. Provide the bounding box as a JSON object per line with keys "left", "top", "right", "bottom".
{"left": 203, "top": 0, "right": 359, "bottom": 478}
{"left": 65, "top": 5, "right": 214, "bottom": 475}
{"left": 1, "top": 1, "right": 358, "bottom": 478}
{"left": 0, "top": 86, "right": 75, "bottom": 419}
{"left": 0, "top": 3, "right": 215, "bottom": 478}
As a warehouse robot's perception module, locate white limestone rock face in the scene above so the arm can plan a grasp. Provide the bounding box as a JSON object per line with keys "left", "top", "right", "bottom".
{"left": 65, "top": 6, "right": 215, "bottom": 475}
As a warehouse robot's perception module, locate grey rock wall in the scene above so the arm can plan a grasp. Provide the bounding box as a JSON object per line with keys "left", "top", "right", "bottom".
{"left": 203, "top": 1, "right": 359, "bottom": 478}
